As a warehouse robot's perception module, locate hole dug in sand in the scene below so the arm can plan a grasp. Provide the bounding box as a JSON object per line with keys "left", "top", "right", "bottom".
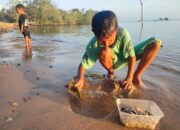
{"left": 66, "top": 76, "right": 141, "bottom": 119}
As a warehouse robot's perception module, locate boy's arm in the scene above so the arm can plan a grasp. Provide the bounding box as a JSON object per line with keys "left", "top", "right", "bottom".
{"left": 122, "top": 55, "right": 136, "bottom": 90}
{"left": 74, "top": 37, "right": 98, "bottom": 89}
{"left": 20, "top": 25, "right": 23, "bottom": 32}
{"left": 121, "top": 28, "right": 136, "bottom": 89}
{"left": 19, "top": 15, "right": 27, "bottom": 33}
{"left": 74, "top": 63, "right": 85, "bottom": 89}
{"left": 127, "top": 55, "right": 136, "bottom": 80}
{"left": 77, "top": 63, "right": 85, "bottom": 79}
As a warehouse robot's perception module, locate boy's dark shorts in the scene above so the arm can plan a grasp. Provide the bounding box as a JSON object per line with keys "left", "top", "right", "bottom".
{"left": 22, "top": 31, "right": 31, "bottom": 39}
{"left": 113, "top": 37, "right": 163, "bottom": 70}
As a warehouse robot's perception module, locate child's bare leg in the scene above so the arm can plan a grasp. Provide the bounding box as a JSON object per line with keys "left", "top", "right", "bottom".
{"left": 133, "top": 41, "right": 161, "bottom": 86}
{"left": 99, "top": 47, "right": 115, "bottom": 79}
{"left": 25, "top": 36, "right": 32, "bottom": 48}
{"left": 28, "top": 38, "right": 32, "bottom": 48}
{"left": 25, "top": 36, "right": 29, "bottom": 48}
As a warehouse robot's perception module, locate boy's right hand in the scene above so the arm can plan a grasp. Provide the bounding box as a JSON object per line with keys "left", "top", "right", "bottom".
{"left": 74, "top": 77, "right": 84, "bottom": 92}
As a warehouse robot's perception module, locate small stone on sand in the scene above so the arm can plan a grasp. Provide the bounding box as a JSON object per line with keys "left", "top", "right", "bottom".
{"left": 6, "top": 117, "right": 13, "bottom": 122}
{"left": 23, "top": 97, "right": 27, "bottom": 102}
{"left": 11, "top": 102, "right": 18, "bottom": 107}
{"left": 36, "top": 77, "right": 40, "bottom": 80}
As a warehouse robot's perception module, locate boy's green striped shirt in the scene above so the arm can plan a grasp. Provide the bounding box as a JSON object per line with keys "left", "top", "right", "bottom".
{"left": 81, "top": 27, "right": 162, "bottom": 70}
{"left": 81, "top": 27, "right": 135, "bottom": 69}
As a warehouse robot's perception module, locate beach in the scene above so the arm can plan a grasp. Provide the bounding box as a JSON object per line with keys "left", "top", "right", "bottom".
{"left": 0, "top": 21, "right": 180, "bottom": 130}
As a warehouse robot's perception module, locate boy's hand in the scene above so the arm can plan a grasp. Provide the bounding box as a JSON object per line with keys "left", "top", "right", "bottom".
{"left": 122, "top": 77, "right": 133, "bottom": 90}
{"left": 74, "top": 64, "right": 85, "bottom": 92}
{"left": 74, "top": 77, "right": 84, "bottom": 92}
{"left": 123, "top": 56, "right": 136, "bottom": 90}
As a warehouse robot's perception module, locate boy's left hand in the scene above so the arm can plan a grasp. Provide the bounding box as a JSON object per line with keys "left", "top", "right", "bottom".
{"left": 122, "top": 77, "right": 133, "bottom": 90}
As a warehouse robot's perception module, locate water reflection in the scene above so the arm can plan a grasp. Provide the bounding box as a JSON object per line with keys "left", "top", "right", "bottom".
{"left": 30, "top": 25, "right": 91, "bottom": 35}
{"left": 0, "top": 21, "right": 180, "bottom": 130}
{"left": 23, "top": 47, "right": 32, "bottom": 62}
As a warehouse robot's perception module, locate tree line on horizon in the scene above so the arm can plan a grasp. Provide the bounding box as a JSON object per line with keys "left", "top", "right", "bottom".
{"left": 0, "top": 0, "right": 97, "bottom": 25}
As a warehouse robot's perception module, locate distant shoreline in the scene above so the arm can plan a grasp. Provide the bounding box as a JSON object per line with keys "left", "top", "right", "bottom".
{"left": 29, "top": 19, "right": 180, "bottom": 26}
{"left": 0, "top": 19, "right": 179, "bottom": 33}
{"left": 120, "top": 19, "right": 180, "bottom": 23}
{"left": 0, "top": 22, "right": 15, "bottom": 35}
{"left": 28, "top": 23, "right": 91, "bottom": 26}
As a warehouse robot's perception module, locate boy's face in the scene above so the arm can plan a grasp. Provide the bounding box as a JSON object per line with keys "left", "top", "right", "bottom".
{"left": 16, "top": 8, "right": 23, "bottom": 15}
{"left": 97, "top": 30, "right": 117, "bottom": 47}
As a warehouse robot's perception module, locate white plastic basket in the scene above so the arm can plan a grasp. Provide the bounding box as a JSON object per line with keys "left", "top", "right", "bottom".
{"left": 116, "top": 98, "right": 164, "bottom": 129}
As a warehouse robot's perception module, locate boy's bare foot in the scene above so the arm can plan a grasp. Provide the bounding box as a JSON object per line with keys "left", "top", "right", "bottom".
{"left": 133, "top": 74, "right": 144, "bottom": 88}
{"left": 29, "top": 46, "right": 32, "bottom": 49}
{"left": 24, "top": 44, "right": 28, "bottom": 48}
{"left": 28, "top": 43, "right": 32, "bottom": 49}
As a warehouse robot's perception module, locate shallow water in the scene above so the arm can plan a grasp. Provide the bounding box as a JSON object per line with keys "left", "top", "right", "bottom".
{"left": 0, "top": 21, "right": 180, "bottom": 130}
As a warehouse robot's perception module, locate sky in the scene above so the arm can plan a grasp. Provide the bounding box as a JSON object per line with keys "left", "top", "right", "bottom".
{"left": 0, "top": 0, "right": 180, "bottom": 21}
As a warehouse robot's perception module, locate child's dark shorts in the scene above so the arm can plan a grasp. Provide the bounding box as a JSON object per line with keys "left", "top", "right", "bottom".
{"left": 113, "top": 37, "right": 163, "bottom": 70}
{"left": 22, "top": 30, "right": 31, "bottom": 39}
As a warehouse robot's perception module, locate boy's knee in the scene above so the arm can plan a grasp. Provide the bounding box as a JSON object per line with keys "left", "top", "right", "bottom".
{"left": 99, "top": 47, "right": 114, "bottom": 61}
{"left": 153, "top": 41, "right": 161, "bottom": 50}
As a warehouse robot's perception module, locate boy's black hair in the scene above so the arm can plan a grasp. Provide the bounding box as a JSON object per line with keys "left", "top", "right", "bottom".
{"left": 15, "top": 4, "right": 25, "bottom": 10}
{"left": 92, "top": 10, "right": 118, "bottom": 38}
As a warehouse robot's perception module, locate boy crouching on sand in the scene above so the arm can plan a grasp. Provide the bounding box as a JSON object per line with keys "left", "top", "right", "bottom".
{"left": 16, "top": 4, "right": 31, "bottom": 48}
{"left": 75, "top": 10, "right": 163, "bottom": 91}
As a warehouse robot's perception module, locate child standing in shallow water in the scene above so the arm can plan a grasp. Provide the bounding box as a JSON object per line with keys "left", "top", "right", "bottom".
{"left": 16, "top": 4, "right": 31, "bottom": 49}
{"left": 74, "top": 10, "right": 163, "bottom": 91}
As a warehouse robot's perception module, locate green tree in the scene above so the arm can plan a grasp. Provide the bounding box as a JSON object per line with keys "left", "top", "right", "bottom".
{"left": 0, "top": 0, "right": 97, "bottom": 25}
{"left": 67, "top": 9, "right": 84, "bottom": 25}
{"left": 164, "top": 17, "right": 169, "bottom": 21}
{"left": 83, "top": 9, "right": 96, "bottom": 24}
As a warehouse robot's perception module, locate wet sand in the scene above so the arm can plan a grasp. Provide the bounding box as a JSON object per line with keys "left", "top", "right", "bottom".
{"left": 0, "top": 23, "right": 180, "bottom": 130}
{"left": 0, "top": 62, "right": 123, "bottom": 130}
{"left": 0, "top": 53, "right": 179, "bottom": 130}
